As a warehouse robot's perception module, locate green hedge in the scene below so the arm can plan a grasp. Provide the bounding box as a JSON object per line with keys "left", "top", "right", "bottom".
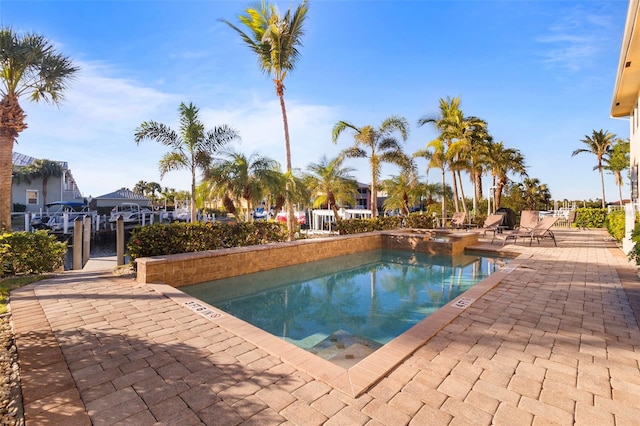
{"left": 574, "top": 208, "right": 608, "bottom": 229}
{"left": 605, "top": 210, "right": 625, "bottom": 241}
{"left": 334, "top": 212, "right": 434, "bottom": 235}
{"left": 127, "top": 221, "right": 288, "bottom": 262}
{"left": 0, "top": 231, "right": 67, "bottom": 276}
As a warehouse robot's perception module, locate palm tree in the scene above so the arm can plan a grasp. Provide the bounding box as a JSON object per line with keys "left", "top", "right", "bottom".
{"left": 418, "top": 97, "right": 486, "bottom": 216}
{"left": 414, "top": 139, "right": 448, "bottom": 221}
{"left": 572, "top": 129, "right": 616, "bottom": 208}
{"left": 205, "top": 150, "right": 282, "bottom": 221}
{"left": 0, "top": 28, "right": 79, "bottom": 229}
{"left": 134, "top": 102, "right": 240, "bottom": 222}
{"left": 221, "top": 0, "right": 309, "bottom": 239}
{"left": 304, "top": 155, "right": 358, "bottom": 219}
{"left": 18, "top": 159, "right": 64, "bottom": 208}
{"left": 332, "top": 116, "right": 410, "bottom": 217}
{"left": 486, "top": 142, "right": 527, "bottom": 210}
{"left": 520, "top": 177, "right": 551, "bottom": 210}
{"left": 381, "top": 164, "right": 421, "bottom": 216}
{"left": 603, "top": 137, "right": 629, "bottom": 206}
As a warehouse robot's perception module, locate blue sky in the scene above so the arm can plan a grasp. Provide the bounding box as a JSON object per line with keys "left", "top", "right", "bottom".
{"left": 1, "top": 0, "right": 632, "bottom": 204}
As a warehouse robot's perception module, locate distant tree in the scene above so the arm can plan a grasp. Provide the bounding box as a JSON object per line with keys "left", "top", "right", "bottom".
{"left": 603, "top": 137, "right": 629, "bottom": 206}
{"left": 486, "top": 141, "right": 527, "bottom": 210}
{"left": 221, "top": 0, "right": 309, "bottom": 238}
{"left": 572, "top": 129, "right": 616, "bottom": 208}
{"left": 304, "top": 155, "right": 358, "bottom": 219}
{"left": 205, "top": 150, "right": 282, "bottom": 221}
{"left": 415, "top": 139, "right": 448, "bottom": 221}
{"left": 519, "top": 177, "right": 551, "bottom": 210}
{"left": 0, "top": 28, "right": 79, "bottom": 229}
{"left": 14, "top": 159, "right": 64, "bottom": 207}
{"left": 134, "top": 102, "right": 240, "bottom": 222}
{"left": 332, "top": 116, "right": 411, "bottom": 217}
{"left": 381, "top": 162, "right": 420, "bottom": 215}
{"left": 133, "top": 180, "right": 148, "bottom": 196}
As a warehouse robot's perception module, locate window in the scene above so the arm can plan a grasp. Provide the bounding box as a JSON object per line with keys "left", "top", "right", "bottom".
{"left": 26, "top": 190, "right": 38, "bottom": 205}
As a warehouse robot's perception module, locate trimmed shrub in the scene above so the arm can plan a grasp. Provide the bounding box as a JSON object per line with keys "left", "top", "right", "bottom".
{"left": 127, "top": 221, "right": 287, "bottom": 262}
{"left": 0, "top": 231, "right": 67, "bottom": 276}
{"left": 574, "top": 208, "right": 608, "bottom": 229}
{"left": 334, "top": 212, "right": 434, "bottom": 235}
{"left": 605, "top": 210, "right": 625, "bottom": 241}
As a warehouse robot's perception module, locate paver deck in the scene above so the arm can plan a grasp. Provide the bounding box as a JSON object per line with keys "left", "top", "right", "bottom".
{"left": 9, "top": 228, "right": 640, "bottom": 425}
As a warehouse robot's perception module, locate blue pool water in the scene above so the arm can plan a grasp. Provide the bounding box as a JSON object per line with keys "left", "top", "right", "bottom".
{"left": 182, "top": 249, "right": 509, "bottom": 357}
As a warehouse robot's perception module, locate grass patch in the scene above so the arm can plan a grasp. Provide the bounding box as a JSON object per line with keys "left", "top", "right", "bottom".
{"left": 0, "top": 275, "right": 49, "bottom": 315}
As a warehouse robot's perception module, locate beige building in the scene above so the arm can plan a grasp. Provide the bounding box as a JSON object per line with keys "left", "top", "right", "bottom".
{"left": 612, "top": 0, "right": 640, "bottom": 252}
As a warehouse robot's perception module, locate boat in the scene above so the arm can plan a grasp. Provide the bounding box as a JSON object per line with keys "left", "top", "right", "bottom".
{"left": 275, "top": 210, "right": 307, "bottom": 226}
{"left": 31, "top": 201, "right": 90, "bottom": 232}
{"left": 109, "top": 203, "right": 152, "bottom": 225}
{"left": 169, "top": 200, "right": 191, "bottom": 222}
{"left": 252, "top": 207, "right": 269, "bottom": 220}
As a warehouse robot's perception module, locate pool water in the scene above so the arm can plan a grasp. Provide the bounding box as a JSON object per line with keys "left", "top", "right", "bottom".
{"left": 182, "top": 249, "right": 509, "bottom": 363}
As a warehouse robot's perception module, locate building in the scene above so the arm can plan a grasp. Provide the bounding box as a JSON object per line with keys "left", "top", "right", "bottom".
{"left": 94, "top": 188, "right": 151, "bottom": 210}
{"left": 611, "top": 0, "right": 640, "bottom": 252}
{"left": 11, "top": 152, "right": 83, "bottom": 213}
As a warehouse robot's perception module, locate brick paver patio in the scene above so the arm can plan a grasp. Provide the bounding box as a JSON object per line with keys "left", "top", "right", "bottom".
{"left": 9, "top": 228, "right": 640, "bottom": 425}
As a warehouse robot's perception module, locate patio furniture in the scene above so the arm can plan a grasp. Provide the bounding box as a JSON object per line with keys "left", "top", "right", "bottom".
{"left": 499, "top": 216, "right": 559, "bottom": 246}
{"left": 480, "top": 214, "right": 506, "bottom": 241}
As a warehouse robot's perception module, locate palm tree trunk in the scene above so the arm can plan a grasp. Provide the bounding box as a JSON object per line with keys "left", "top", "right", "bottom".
{"left": 441, "top": 168, "right": 446, "bottom": 225}
{"left": 277, "top": 89, "right": 295, "bottom": 240}
{"left": 42, "top": 177, "right": 48, "bottom": 207}
{"left": 0, "top": 135, "right": 13, "bottom": 230}
{"left": 450, "top": 169, "right": 459, "bottom": 212}
{"left": 190, "top": 164, "right": 197, "bottom": 223}
{"left": 456, "top": 169, "right": 467, "bottom": 215}
{"left": 598, "top": 166, "right": 606, "bottom": 208}
{"left": 371, "top": 176, "right": 378, "bottom": 217}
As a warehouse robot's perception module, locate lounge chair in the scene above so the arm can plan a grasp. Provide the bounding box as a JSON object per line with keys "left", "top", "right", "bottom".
{"left": 480, "top": 214, "right": 505, "bottom": 241}
{"left": 447, "top": 211, "right": 467, "bottom": 229}
{"left": 500, "top": 216, "right": 559, "bottom": 246}
{"left": 518, "top": 210, "right": 539, "bottom": 232}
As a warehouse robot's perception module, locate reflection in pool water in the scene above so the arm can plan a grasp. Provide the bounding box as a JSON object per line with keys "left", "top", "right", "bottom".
{"left": 183, "top": 249, "right": 510, "bottom": 362}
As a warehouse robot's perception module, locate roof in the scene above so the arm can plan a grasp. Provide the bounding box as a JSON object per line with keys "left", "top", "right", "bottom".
{"left": 611, "top": 0, "right": 640, "bottom": 117}
{"left": 12, "top": 152, "right": 69, "bottom": 170}
{"left": 95, "top": 188, "right": 150, "bottom": 201}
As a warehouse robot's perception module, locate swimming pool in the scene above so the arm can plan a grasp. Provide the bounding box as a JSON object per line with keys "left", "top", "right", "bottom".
{"left": 182, "top": 249, "right": 509, "bottom": 366}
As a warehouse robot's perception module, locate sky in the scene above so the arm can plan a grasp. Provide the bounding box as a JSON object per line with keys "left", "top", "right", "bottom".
{"left": 0, "top": 0, "right": 633, "bottom": 205}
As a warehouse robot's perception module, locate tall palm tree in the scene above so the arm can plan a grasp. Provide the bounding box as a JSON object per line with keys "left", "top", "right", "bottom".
{"left": 134, "top": 102, "right": 240, "bottom": 222}
{"left": 418, "top": 97, "right": 486, "bottom": 216}
{"left": 414, "top": 139, "right": 448, "bottom": 221}
{"left": 304, "top": 155, "right": 358, "bottom": 219}
{"left": 572, "top": 129, "right": 616, "bottom": 208}
{"left": 205, "top": 150, "right": 281, "bottom": 221}
{"left": 221, "top": 0, "right": 309, "bottom": 239}
{"left": 603, "top": 137, "right": 629, "bottom": 206}
{"left": 486, "top": 142, "right": 527, "bottom": 210}
{"left": 418, "top": 97, "right": 461, "bottom": 212}
{"left": 18, "top": 159, "right": 64, "bottom": 208}
{"left": 0, "top": 28, "right": 79, "bottom": 229}
{"left": 332, "top": 116, "right": 410, "bottom": 217}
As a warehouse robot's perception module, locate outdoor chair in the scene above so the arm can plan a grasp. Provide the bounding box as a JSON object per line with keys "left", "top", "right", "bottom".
{"left": 518, "top": 210, "right": 539, "bottom": 232}
{"left": 447, "top": 211, "right": 467, "bottom": 229}
{"left": 498, "top": 216, "right": 559, "bottom": 246}
{"left": 480, "top": 214, "right": 505, "bottom": 241}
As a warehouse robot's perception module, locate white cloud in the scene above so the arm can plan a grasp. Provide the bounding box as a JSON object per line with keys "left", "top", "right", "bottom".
{"left": 15, "top": 59, "right": 345, "bottom": 198}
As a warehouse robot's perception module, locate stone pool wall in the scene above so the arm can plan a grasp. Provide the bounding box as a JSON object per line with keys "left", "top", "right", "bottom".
{"left": 135, "top": 229, "right": 482, "bottom": 287}
{"left": 135, "top": 232, "right": 383, "bottom": 287}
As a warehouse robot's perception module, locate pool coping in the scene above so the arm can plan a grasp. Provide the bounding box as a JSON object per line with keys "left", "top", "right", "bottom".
{"left": 147, "top": 250, "right": 530, "bottom": 398}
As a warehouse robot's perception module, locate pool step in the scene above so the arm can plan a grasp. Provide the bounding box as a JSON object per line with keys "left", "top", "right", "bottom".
{"left": 309, "top": 330, "right": 382, "bottom": 368}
